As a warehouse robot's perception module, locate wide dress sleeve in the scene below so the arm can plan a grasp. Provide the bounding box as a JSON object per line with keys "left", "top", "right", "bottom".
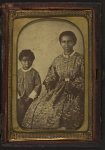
{"left": 43, "top": 60, "right": 59, "bottom": 92}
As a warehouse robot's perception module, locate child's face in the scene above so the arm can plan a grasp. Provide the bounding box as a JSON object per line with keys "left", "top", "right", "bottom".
{"left": 60, "top": 35, "right": 75, "bottom": 54}
{"left": 21, "top": 56, "right": 33, "bottom": 70}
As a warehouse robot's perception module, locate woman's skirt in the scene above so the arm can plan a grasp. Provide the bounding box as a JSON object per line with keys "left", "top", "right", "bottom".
{"left": 22, "top": 81, "right": 84, "bottom": 130}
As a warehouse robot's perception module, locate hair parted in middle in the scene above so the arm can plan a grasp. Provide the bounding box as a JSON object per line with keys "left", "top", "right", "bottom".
{"left": 59, "top": 31, "right": 77, "bottom": 45}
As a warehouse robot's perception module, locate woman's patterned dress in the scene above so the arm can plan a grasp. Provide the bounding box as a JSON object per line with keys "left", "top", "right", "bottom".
{"left": 22, "top": 52, "right": 84, "bottom": 130}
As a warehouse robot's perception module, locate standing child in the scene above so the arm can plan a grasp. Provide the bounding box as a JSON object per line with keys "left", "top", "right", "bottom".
{"left": 17, "top": 49, "right": 41, "bottom": 126}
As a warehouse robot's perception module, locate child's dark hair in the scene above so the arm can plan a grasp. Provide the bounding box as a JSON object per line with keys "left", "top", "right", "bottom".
{"left": 59, "top": 31, "right": 77, "bottom": 45}
{"left": 19, "top": 49, "right": 35, "bottom": 61}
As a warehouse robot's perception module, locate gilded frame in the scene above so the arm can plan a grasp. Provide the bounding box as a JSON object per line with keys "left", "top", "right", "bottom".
{"left": 1, "top": 2, "right": 101, "bottom": 145}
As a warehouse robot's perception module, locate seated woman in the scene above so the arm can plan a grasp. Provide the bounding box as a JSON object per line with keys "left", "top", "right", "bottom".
{"left": 22, "top": 31, "right": 84, "bottom": 130}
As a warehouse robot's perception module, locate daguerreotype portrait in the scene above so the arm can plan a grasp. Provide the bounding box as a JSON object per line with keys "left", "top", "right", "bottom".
{"left": 16, "top": 14, "right": 85, "bottom": 132}
{"left": 2, "top": 2, "right": 101, "bottom": 144}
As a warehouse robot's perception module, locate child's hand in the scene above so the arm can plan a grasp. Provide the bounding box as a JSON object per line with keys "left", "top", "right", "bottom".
{"left": 28, "top": 90, "right": 38, "bottom": 100}
{"left": 25, "top": 97, "right": 33, "bottom": 102}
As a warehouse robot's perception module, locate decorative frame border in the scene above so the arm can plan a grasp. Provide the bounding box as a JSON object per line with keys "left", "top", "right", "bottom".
{"left": 1, "top": 2, "right": 101, "bottom": 145}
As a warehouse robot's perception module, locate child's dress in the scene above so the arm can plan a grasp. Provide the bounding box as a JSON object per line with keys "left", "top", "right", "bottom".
{"left": 17, "top": 67, "right": 41, "bottom": 125}
{"left": 22, "top": 52, "right": 84, "bottom": 130}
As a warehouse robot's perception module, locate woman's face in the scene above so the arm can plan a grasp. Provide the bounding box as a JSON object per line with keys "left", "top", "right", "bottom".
{"left": 21, "top": 56, "right": 33, "bottom": 70}
{"left": 60, "top": 35, "right": 75, "bottom": 54}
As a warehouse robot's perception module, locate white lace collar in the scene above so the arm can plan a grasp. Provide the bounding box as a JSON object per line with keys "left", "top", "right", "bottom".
{"left": 63, "top": 51, "right": 75, "bottom": 58}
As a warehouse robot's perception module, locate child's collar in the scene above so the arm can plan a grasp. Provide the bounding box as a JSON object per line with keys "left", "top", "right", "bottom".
{"left": 21, "top": 66, "right": 32, "bottom": 72}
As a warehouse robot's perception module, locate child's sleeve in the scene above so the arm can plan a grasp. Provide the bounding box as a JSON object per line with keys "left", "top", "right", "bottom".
{"left": 28, "top": 72, "right": 41, "bottom": 99}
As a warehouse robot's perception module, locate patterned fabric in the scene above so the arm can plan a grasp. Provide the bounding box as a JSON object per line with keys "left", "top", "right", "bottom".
{"left": 22, "top": 52, "right": 84, "bottom": 130}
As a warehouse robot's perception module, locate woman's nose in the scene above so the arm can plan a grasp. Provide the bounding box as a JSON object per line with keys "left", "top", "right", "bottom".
{"left": 65, "top": 41, "right": 69, "bottom": 45}
{"left": 65, "top": 42, "right": 69, "bottom": 47}
{"left": 25, "top": 61, "right": 29, "bottom": 65}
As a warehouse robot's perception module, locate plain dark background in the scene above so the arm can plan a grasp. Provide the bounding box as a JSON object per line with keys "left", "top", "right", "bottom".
{"left": 0, "top": 0, "right": 105, "bottom": 149}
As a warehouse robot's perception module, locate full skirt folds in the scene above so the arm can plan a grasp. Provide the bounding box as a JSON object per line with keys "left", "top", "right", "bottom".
{"left": 22, "top": 81, "right": 84, "bottom": 130}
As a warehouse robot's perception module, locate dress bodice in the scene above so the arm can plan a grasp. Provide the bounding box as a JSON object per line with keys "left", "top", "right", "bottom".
{"left": 44, "top": 52, "right": 84, "bottom": 84}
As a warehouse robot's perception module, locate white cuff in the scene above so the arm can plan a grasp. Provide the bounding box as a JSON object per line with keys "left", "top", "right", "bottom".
{"left": 28, "top": 90, "right": 37, "bottom": 99}
{"left": 18, "top": 94, "right": 20, "bottom": 99}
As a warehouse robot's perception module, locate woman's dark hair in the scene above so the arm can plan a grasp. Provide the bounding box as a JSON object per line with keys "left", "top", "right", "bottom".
{"left": 19, "top": 49, "right": 35, "bottom": 61}
{"left": 59, "top": 31, "right": 77, "bottom": 45}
